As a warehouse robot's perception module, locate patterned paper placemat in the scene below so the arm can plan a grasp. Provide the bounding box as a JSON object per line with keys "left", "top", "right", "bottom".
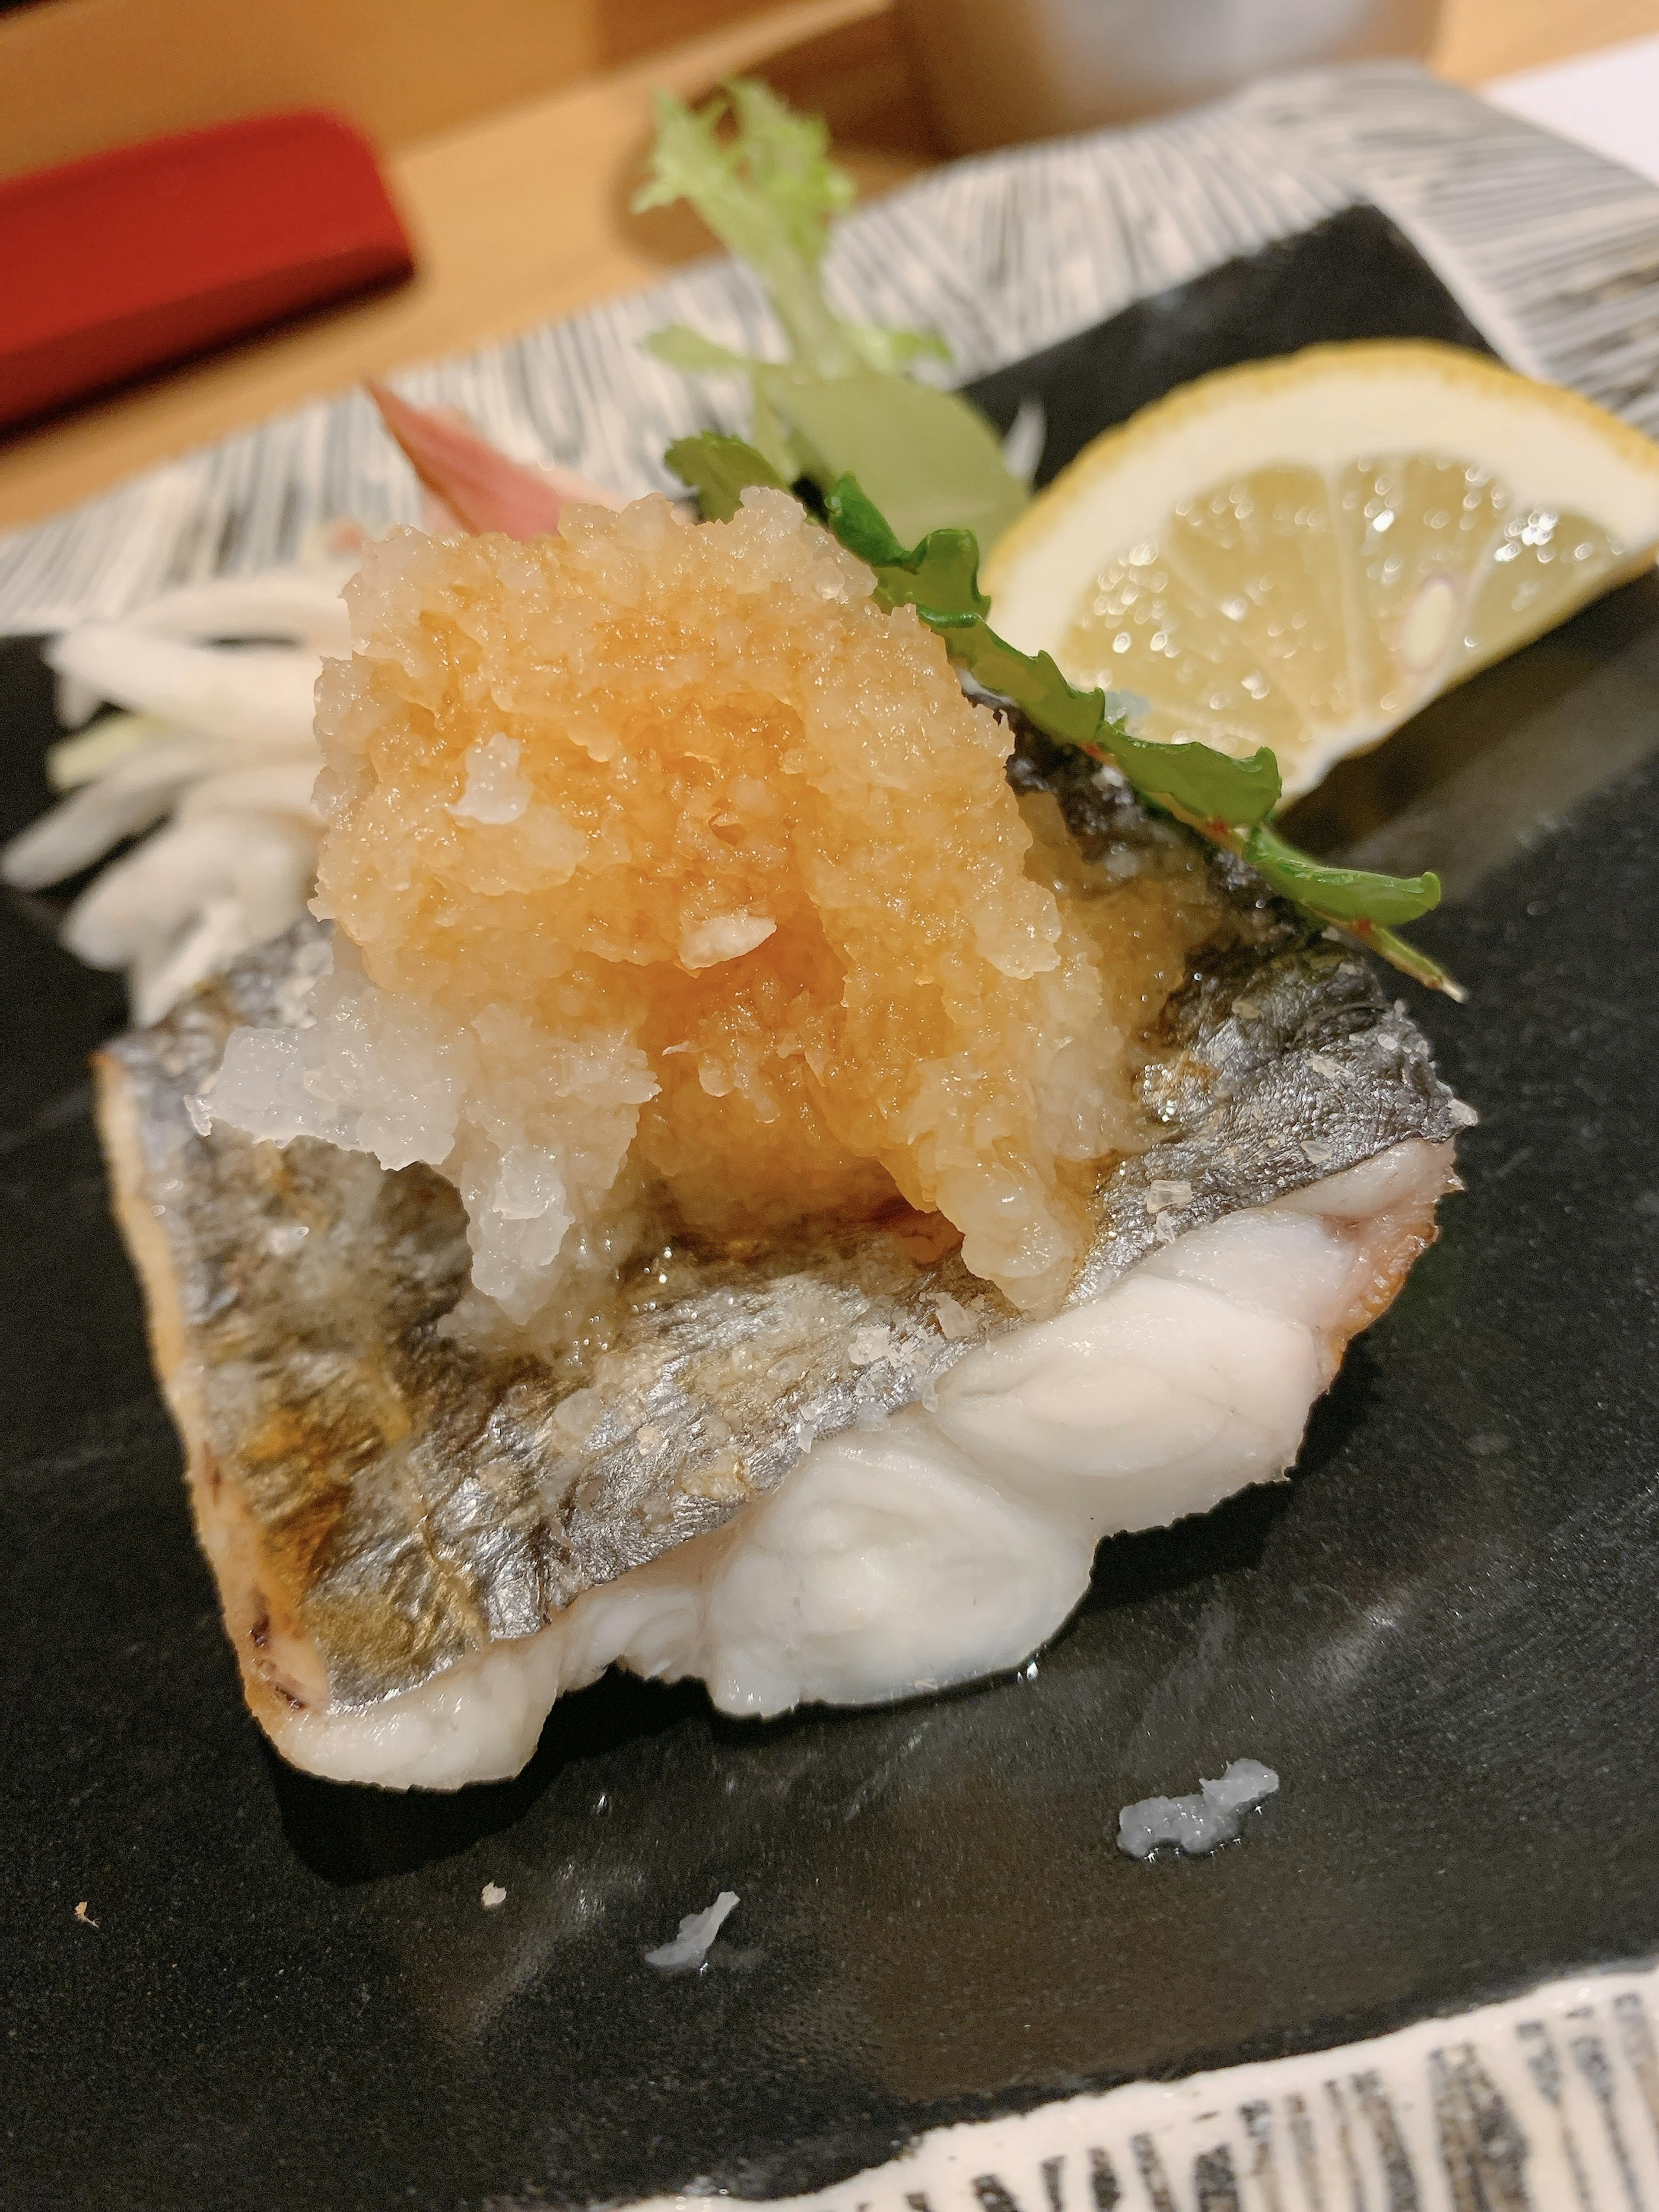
{"left": 617, "top": 1962, "right": 1659, "bottom": 2212}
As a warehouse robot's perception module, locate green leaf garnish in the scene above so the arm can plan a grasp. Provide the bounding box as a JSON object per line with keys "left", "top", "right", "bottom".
{"left": 821, "top": 475, "right": 906, "bottom": 565}
{"left": 813, "top": 477, "right": 1455, "bottom": 994}
{"left": 665, "top": 432, "right": 788, "bottom": 522}
{"left": 763, "top": 372, "right": 1026, "bottom": 551}
{"left": 1108, "top": 726, "right": 1282, "bottom": 828}
{"left": 636, "top": 80, "right": 1027, "bottom": 550}
{"left": 634, "top": 81, "right": 863, "bottom": 377}
{"left": 658, "top": 447, "right": 1456, "bottom": 993}
{"left": 642, "top": 327, "right": 758, "bottom": 376}
{"left": 840, "top": 324, "right": 953, "bottom": 375}
{"left": 824, "top": 477, "right": 1281, "bottom": 825}
{"left": 947, "top": 629, "right": 1281, "bottom": 822}
{"left": 825, "top": 477, "right": 988, "bottom": 620}
{"left": 1241, "top": 823, "right": 1441, "bottom": 926}
{"left": 1361, "top": 925, "right": 1467, "bottom": 1003}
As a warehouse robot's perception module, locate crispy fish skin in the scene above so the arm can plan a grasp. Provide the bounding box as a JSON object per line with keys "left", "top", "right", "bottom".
{"left": 96, "top": 743, "right": 1468, "bottom": 1727}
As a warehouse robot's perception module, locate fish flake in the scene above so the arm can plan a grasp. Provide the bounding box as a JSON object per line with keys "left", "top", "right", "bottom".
{"left": 645, "top": 1890, "right": 738, "bottom": 1972}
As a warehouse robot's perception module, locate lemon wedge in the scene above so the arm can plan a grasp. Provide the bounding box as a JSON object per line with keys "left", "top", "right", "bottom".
{"left": 984, "top": 341, "right": 1659, "bottom": 802}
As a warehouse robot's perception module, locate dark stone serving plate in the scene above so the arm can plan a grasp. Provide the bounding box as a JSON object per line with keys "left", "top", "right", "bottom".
{"left": 3, "top": 205, "right": 1657, "bottom": 2212}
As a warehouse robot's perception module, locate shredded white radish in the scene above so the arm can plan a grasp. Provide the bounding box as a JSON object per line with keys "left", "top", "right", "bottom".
{"left": 5, "top": 736, "right": 237, "bottom": 889}
{"left": 66, "top": 810, "right": 319, "bottom": 1026}
{"left": 44, "top": 628, "right": 327, "bottom": 749}
{"left": 99, "top": 573, "right": 354, "bottom": 655}
{"left": 3, "top": 562, "right": 348, "bottom": 1021}
{"left": 47, "top": 712, "right": 172, "bottom": 791}
{"left": 174, "top": 762, "right": 327, "bottom": 823}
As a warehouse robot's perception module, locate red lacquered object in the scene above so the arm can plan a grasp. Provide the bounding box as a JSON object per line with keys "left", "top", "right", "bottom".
{"left": 0, "top": 110, "right": 416, "bottom": 430}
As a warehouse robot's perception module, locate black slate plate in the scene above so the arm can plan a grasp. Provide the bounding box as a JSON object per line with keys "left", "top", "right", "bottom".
{"left": 3, "top": 206, "right": 1658, "bottom": 2212}
{"left": 965, "top": 201, "right": 1495, "bottom": 482}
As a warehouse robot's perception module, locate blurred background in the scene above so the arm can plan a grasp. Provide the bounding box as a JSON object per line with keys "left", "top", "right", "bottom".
{"left": 1, "top": 0, "right": 1651, "bottom": 538}
{"left": 0, "top": 0, "right": 1629, "bottom": 184}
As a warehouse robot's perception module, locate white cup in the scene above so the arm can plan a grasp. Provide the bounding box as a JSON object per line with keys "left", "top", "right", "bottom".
{"left": 894, "top": 0, "right": 1443, "bottom": 153}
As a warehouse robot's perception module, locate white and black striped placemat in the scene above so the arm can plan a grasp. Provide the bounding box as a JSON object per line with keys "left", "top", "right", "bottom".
{"left": 619, "top": 1961, "right": 1659, "bottom": 2212}
{"left": 6, "top": 59, "right": 1659, "bottom": 638}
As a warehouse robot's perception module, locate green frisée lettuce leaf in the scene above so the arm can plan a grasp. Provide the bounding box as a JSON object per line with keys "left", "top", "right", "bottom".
{"left": 643, "top": 328, "right": 760, "bottom": 376}
{"left": 635, "top": 79, "right": 865, "bottom": 377}
{"left": 840, "top": 324, "right": 953, "bottom": 375}
{"left": 768, "top": 373, "right": 1027, "bottom": 551}
{"left": 664, "top": 433, "right": 788, "bottom": 522}
{"left": 635, "top": 80, "right": 1028, "bottom": 548}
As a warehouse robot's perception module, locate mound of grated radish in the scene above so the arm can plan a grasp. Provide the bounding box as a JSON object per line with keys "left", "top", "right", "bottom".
{"left": 211, "top": 490, "right": 1218, "bottom": 1330}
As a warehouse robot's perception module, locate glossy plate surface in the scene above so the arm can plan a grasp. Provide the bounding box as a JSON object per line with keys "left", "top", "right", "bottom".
{"left": 2, "top": 207, "right": 1656, "bottom": 2212}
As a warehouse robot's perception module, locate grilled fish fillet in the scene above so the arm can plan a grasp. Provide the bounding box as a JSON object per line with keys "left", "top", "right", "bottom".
{"left": 96, "top": 741, "right": 1468, "bottom": 1788}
